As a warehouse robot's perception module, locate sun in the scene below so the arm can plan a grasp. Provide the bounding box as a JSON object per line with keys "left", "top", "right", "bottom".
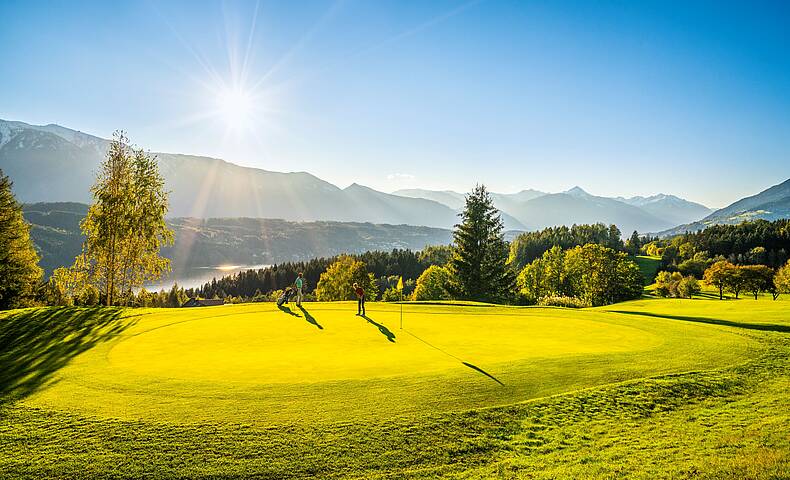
{"left": 216, "top": 87, "right": 253, "bottom": 130}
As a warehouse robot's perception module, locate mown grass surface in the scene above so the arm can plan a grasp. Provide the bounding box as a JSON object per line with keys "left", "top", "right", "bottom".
{"left": 0, "top": 298, "right": 788, "bottom": 478}
{"left": 634, "top": 255, "right": 661, "bottom": 284}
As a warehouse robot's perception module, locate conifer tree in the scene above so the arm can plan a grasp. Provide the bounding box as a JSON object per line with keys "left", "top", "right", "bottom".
{"left": 448, "top": 185, "right": 515, "bottom": 302}
{"left": 0, "top": 169, "right": 43, "bottom": 309}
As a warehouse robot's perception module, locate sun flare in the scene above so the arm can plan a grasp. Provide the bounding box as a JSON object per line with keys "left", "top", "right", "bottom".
{"left": 216, "top": 87, "right": 253, "bottom": 129}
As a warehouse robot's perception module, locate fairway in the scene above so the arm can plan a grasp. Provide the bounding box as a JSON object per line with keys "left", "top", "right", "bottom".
{"left": 12, "top": 301, "right": 755, "bottom": 425}
{"left": 2, "top": 298, "right": 788, "bottom": 478}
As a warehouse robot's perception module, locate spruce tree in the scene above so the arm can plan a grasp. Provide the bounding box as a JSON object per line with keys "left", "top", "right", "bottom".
{"left": 449, "top": 185, "right": 515, "bottom": 302}
{"left": 0, "top": 169, "right": 43, "bottom": 309}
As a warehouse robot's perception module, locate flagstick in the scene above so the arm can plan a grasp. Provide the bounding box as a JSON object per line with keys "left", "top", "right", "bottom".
{"left": 400, "top": 290, "right": 403, "bottom": 329}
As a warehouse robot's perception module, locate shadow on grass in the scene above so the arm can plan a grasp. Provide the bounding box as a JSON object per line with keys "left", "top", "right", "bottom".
{"left": 277, "top": 305, "right": 300, "bottom": 317}
{"left": 402, "top": 330, "right": 504, "bottom": 386}
{"left": 361, "top": 315, "right": 395, "bottom": 343}
{"left": 461, "top": 362, "right": 504, "bottom": 386}
{"left": 609, "top": 310, "right": 790, "bottom": 333}
{"left": 298, "top": 306, "right": 323, "bottom": 330}
{"left": 0, "top": 307, "right": 137, "bottom": 403}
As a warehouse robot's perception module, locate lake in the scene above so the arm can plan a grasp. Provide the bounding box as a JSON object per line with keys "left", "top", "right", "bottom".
{"left": 145, "top": 264, "right": 270, "bottom": 291}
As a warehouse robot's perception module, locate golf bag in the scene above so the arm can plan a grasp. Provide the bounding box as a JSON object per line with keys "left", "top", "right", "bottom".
{"left": 277, "top": 287, "right": 293, "bottom": 306}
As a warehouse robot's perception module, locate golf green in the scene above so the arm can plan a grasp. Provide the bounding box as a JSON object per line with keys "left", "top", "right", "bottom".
{"left": 16, "top": 301, "right": 754, "bottom": 424}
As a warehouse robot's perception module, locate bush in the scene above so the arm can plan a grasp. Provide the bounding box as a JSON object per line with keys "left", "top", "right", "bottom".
{"left": 537, "top": 295, "right": 588, "bottom": 308}
{"left": 381, "top": 287, "right": 402, "bottom": 302}
{"left": 676, "top": 276, "right": 701, "bottom": 298}
{"left": 654, "top": 271, "right": 699, "bottom": 298}
{"left": 412, "top": 265, "right": 451, "bottom": 301}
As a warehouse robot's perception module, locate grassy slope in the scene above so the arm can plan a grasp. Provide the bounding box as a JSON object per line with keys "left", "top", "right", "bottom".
{"left": 634, "top": 255, "right": 661, "bottom": 285}
{"left": 0, "top": 298, "right": 788, "bottom": 478}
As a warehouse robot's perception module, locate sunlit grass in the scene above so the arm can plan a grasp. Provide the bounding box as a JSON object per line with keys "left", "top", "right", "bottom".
{"left": 0, "top": 298, "right": 787, "bottom": 477}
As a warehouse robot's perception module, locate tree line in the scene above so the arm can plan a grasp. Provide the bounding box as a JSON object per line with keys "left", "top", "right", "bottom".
{"left": 640, "top": 219, "right": 790, "bottom": 301}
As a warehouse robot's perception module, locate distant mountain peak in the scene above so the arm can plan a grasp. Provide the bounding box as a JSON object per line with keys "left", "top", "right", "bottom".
{"left": 564, "top": 186, "right": 590, "bottom": 197}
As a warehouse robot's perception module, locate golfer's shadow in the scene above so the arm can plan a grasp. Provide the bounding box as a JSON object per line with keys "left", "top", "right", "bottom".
{"left": 298, "top": 305, "right": 323, "bottom": 330}
{"left": 362, "top": 315, "right": 395, "bottom": 343}
{"left": 277, "top": 305, "right": 300, "bottom": 317}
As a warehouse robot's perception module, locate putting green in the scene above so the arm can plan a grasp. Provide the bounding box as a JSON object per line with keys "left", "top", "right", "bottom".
{"left": 20, "top": 301, "right": 755, "bottom": 424}
{"left": 108, "top": 305, "right": 659, "bottom": 383}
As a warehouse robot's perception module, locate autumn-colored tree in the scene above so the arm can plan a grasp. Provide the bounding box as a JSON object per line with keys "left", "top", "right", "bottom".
{"left": 76, "top": 132, "right": 173, "bottom": 305}
{"left": 703, "top": 260, "right": 736, "bottom": 300}
{"left": 315, "top": 255, "right": 378, "bottom": 301}
{"left": 773, "top": 260, "right": 790, "bottom": 300}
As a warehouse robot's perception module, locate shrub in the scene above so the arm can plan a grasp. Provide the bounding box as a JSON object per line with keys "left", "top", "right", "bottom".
{"left": 381, "top": 287, "right": 402, "bottom": 302}
{"left": 654, "top": 270, "right": 699, "bottom": 298}
{"left": 676, "top": 276, "right": 701, "bottom": 298}
{"left": 537, "top": 295, "right": 588, "bottom": 308}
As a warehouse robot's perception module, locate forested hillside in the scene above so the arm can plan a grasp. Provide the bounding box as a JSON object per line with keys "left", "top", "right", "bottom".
{"left": 23, "top": 202, "right": 453, "bottom": 276}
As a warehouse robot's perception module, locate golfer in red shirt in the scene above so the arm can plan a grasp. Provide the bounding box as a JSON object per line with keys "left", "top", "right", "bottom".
{"left": 353, "top": 282, "right": 365, "bottom": 316}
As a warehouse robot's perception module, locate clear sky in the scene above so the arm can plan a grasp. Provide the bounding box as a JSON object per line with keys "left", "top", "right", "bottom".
{"left": 1, "top": 0, "right": 788, "bottom": 207}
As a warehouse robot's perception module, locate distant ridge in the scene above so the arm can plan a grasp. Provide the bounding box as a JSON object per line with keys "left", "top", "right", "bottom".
{"left": 397, "top": 186, "right": 712, "bottom": 234}
{"left": 2, "top": 118, "right": 720, "bottom": 233}
{"left": 658, "top": 178, "right": 790, "bottom": 237}
{"left": 0, "top": 120, "right": 458, "bottom": 228}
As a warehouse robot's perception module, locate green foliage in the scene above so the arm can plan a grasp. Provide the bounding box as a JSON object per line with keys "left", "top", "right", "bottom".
{"left": 656, "top": 219, "right": 790, "bottom": 269}
{"left": 0, "top": 169, "right": 43, "bottom": 309}
{"left": 167, "top": 283, "right": 188, "bottom": 307}
{"left": 676, "top": 252, "right": 714, "bottom": 278}
{"left": 417, "top": 244, "right": 452, "bottom": 266}
{"left": 315, "top": 255, "right": 377, "bottom": 301}
{"left": 677, "top": 275, "right": 701, "bottom": 298}
{"left": 448, "top": 185, "right": 515, "bottom": 302}
{"left": 536, "top": 295, "right": 587, "bottom": 308}
{"left": 516, "top": 246, "right": 567, "bottom": 303}
{"left": 704, "top": 260, "right": 736, "bottom": 300}
{"left": 380, "top": 287, "right": 401, "bottom": 302}
{"left": 654, "top": 271, "right": 700, "bottom": 298}
{"left": 519, "top": 244, "right": 643, "bottom": 306}
{"left": 564, "top": 244, "right": 644, "bottom": 306}
{"left": 774, "top": 260, "right": 790, "bottom": 300}
{"left": 703, "top": 261, "right": 776, "bottom": 300}
{"left": 76, "top": 132, "right": 173, "bottom": 305}
{"left": 412, "top": 265, "right": 452, "bottom": 301}
{"left": 625, "top": 230, "right": 642, "bottom": 256}
{"left": 509, "top": 223, "right": 628, "bottom": 270}
{"left": 740, "top": 264, "right": 775, "bottom": 300}
{"left": 193, "top": 248, "right": 440, "bottom": 300}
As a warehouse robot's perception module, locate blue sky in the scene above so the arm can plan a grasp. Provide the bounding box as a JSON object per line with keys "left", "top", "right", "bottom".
{"left": 1, "top": 0, "right": 788, "bottom": 206}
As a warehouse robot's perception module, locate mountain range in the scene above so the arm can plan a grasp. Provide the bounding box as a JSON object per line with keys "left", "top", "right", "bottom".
{"left": 2, "top": 118, "right": 776, "bottom": 236}
{"left": 395, "top": 186, "right": 713, "bottom": 233}
{"left": 658, "top": 178, "right": 790, "bottom": 237}
{"left": 0, "top": 120, "right": 461, "bottom": 228}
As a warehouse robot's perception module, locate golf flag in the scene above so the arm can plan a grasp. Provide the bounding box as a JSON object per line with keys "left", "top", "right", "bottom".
{"left": 397, "top": 276, "right": 404, "bottom": 329}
